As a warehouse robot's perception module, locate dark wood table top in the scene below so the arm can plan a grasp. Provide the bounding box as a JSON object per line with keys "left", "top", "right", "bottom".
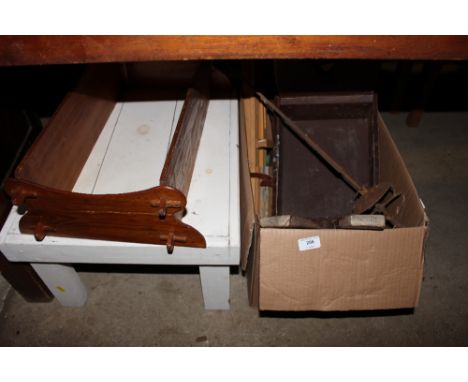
{"left": 1, "top": 36, "right": 468, "bottom": 65}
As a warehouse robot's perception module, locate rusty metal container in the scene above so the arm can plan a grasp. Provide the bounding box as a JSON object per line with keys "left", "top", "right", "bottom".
{"left": 273, "top": 92, "right": 379, "bottom": 220}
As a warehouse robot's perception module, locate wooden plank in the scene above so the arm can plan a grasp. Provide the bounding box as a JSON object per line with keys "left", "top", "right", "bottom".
{"left": 79, "top": 100, "right": 180, "bottom": 194}
{"left": 15, "top": 65, "right": 121, "bottom": 191}
{"left": 72, "top": 103, "right": 124, "bottom": 194}
{"left": 16, "top": 205, "right": 206, "bottom": 249}
{"left": 241, "top": 63, "right": 261, "bottom": 215}
{"left": 260, "top": 215, "right": 329, "bottom": 228}
{"left": 1, "top": 36, "right": 468, "bottom": 65}
{"left": 246, "top": 96, "right": 260, "bottom": 214}
{"left": 239, "top": 94, "right": 257, "bottom": 270}
{"left": 182, "top": 99, "right": 232, "bottom": 239}
{"left": 227, "top": 99, "right": 241, "bottom": 251}
{"left": 338, "top": 214, "right": 386, "bottom": 229}
{"left": 256, "top": 98, "right": 269, "bottom": 218}
{"left": 160, "top": 67, "right": 210, "bottom": 196}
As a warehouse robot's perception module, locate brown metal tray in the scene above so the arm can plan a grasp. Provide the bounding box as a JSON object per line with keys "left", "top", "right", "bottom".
{"left": 273, "top": 92, "right": 379, "bottom": 220}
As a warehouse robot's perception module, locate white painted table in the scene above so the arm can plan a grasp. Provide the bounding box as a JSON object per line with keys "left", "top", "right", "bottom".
{"left": 0, "top": 97, "right": 240, "bottom": 310}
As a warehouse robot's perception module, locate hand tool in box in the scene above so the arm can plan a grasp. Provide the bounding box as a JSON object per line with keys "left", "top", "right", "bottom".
{"left": 256, "top": 92, "right": 402, "bottom": 224}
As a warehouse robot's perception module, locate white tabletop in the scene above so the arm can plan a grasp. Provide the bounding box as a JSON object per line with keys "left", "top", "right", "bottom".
{"left": 0, "top": 97, "right": 240, "bottom": 266}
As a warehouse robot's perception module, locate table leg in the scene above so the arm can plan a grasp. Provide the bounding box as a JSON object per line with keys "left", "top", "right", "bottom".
{"left": 0, "top": 253, "right": 53, "bottom": 302}
{"left": 199, "top": 266, "right": 230, "bottom": 310}
{"left": 31, "top": 263, "right": 87, "bottom": 307}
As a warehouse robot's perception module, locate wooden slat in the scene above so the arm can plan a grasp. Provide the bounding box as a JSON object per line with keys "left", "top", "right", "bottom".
{"left": 15, "top": 65, "right": 121, "bottom": 191}
{"left": 1, "top": 36, "right": 468, "bottom": 65}
{"left": 160, "top": 66, "right": 210, "bottom": 196}
{"left": 0, "top": 191, "right": 53, "bottom": 302}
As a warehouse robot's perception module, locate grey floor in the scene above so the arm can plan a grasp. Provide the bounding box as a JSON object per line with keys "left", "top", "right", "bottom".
{"left": 0, "top": 112, "right": 467, "bottom": 346}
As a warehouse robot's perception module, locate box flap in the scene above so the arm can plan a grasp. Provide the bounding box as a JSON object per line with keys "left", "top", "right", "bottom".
{"left": 259, "top": 227, "right": 426, "bottom": 311}
{"left": 246, "top": 224, "right": 260, "bottom": 306}
{"left": 378, "top": 114, "right": 427, "bottom": 227}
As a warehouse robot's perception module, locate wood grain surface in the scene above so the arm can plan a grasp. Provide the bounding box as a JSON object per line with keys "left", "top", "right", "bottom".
{"left": 15, "top": 65, "right": 121, "bottom": 191}
{"left": 1, "top": 36, "right": 468, "bottom": 65}
{"left": 160, "top": 65, "right": 210, "bottom": 196}
{"left": 5, "top": 178, "right": 206, "bottom": 250}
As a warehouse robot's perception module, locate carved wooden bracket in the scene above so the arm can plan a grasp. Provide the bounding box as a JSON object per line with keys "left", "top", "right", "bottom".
{"left": 5, "top": 179, "right": 206, "bottom": 253}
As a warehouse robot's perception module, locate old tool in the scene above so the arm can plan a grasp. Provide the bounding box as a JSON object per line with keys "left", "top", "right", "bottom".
{"left": 256, "top": 92, "right": 401, "bottom": 222}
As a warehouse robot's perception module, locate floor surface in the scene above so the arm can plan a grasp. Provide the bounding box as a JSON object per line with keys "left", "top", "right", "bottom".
{"left": 1, "top": 112, "right": 467, "bottom": 346}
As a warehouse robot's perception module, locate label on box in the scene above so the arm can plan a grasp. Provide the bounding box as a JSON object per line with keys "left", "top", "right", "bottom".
{"left": 420, "top": 198, "right": 426, "bottom": 209}
{"left": 297, "top": 236, "right": 321, "bottom": 251}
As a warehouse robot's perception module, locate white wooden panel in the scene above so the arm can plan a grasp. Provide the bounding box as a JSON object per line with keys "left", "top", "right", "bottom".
{"left": 31, "top": 263, "right": 87, "bottom": 307}
{"left": 228, "top": 99, "right": 241, "bottom": 253}
{"left": 199, "top": 266, "right": 230, "bottom": 310}
{"left": 73, "top": 103, "right": 122, "bottom": 194}
{"left": 90, "top": 100, "right": 180, "bottom": 194}
{"left": 182, "top": 99, "right": 231, "bottom": 238}
{"left": 2, "top": 236, "right": 233, "bottom": 265}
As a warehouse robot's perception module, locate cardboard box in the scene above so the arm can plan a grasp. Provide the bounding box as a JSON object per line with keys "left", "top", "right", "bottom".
{"left": 240, "top": 105, "right": 429, "bottom": 311}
